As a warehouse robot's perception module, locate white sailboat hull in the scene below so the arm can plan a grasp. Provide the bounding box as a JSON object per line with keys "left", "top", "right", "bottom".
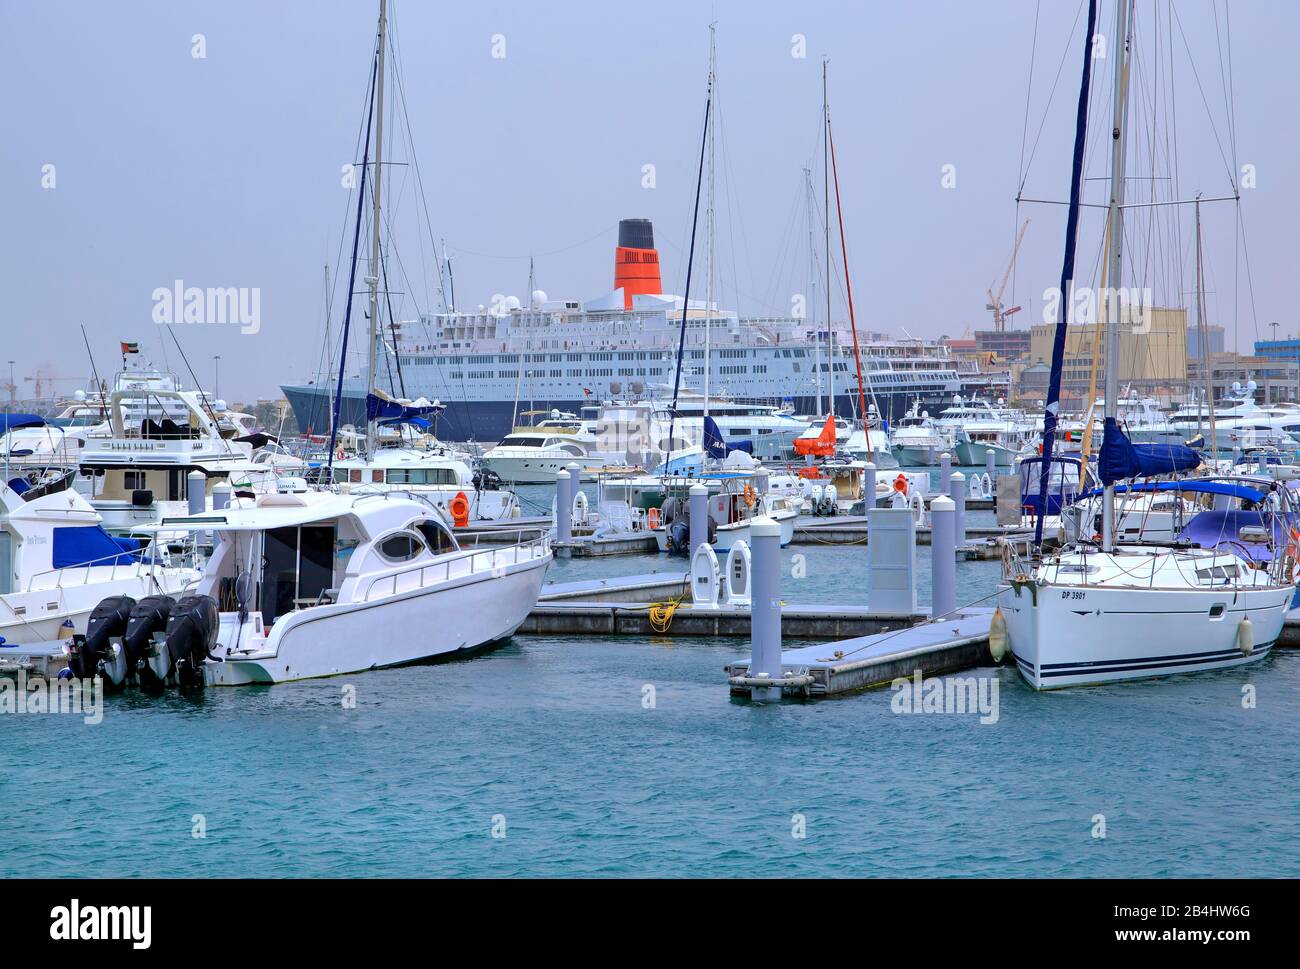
{"left": 998, "top": 579, "right": 1290, "bottom": 689}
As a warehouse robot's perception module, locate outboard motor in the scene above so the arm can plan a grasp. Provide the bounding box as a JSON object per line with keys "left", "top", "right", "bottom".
{"left": 123, "top": 595, "right": 176, "bottom": 687}
{"left": 667, "top": 519, "right": 691, "bottom": 556}
{"left": 71, "top": 595, "right": 136, "bottom": 686}
{"left": 660, "top": 496, "right": 681, "bottom": 525}
{"left": 162, "top": 595, "right": 220, "bottom": 691}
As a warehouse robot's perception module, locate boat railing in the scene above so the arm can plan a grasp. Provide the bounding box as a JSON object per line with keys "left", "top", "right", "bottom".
{"left": 20, "top": 545, "right": 177, "bottom": 594}
{"left": 360, "top": 532, "right": 549, "bottom": 602}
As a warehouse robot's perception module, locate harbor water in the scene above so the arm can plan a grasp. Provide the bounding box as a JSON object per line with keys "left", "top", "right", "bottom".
{"left": 3, "top": 480, "right": 1299, "bottom": 878}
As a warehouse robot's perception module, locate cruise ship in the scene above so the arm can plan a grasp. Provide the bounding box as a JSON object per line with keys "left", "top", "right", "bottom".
{"left": 283, "top": 220, "right": 997, "bottom": 442}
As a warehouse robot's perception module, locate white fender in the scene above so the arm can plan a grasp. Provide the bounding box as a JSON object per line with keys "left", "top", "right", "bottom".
{"left": 1237, "top": 616, "right": 1254, "bottom": 656}
{"left": 723, "top": 541, "right": 753, "bottom": 607}
{"left": 690, "top": 542, "right": 721, "bottom": 607}
{"left": 981, "top": 472, "right": 993, "bottom": 497}
{"left": 573, "top": 490, "right": 589, "bottom": 526}
{"left": 910, "top": 490, "right": 927, "bottom": 526}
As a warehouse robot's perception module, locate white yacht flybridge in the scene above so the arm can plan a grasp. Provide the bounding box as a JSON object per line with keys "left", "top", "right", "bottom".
{"left": 996, "top": 0, "right": 1292, "bottom": 689}
{"left": 77, "top": 384, "right": 278, "bottom": 531}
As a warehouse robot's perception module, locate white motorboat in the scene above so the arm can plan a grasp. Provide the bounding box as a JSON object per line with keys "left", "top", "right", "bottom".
{"left": 652, "top": 473, "right": 797, "bottom": 552}
{"left": 480, "top": 411, "right": 605, "bottom": 484}
{"left": 0, "top": 477, "right": 199, "bottom": 646}
{"left": 888, "top": 400, "right": 952, "bottom": 466}
{"left": 156, "top": 488, "right": 550, "bottom": 685}
{"left": 329, "top": 445, "right": 519, "bottom": 522}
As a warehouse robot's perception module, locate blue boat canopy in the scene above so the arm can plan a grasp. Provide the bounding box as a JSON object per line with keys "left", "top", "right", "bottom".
{"left": 51, "top": 525, "right": 142, "bottom": 569}
{"left": 365, "top": 393, "right": 443, "bottom": 424}
{"left": 0, "top": 413, "right": 45, "bottom": 434}
{"left": 1098, "top": 418, "right": 1200, "bottom": 484}
{"left": 1079, "top": 480, "right": 1268, "bottom": 503}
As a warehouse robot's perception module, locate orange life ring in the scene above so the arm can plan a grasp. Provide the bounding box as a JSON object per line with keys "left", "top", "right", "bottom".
{"left": 648, "top": 506, "right": 661, "bottom": 529}
{"left": 743, "top": 484, "right": 757, "bottom": 508}
{"left": 893, "top": 473, "right": 909, "bottom": 494}
{"left": 449, "top": 491, "right": 470, "bottom": 527}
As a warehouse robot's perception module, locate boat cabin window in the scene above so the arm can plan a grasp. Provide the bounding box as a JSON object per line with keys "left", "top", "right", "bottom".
{"left": 260, "top": 524, "right": 337, "bottom": 625}
{"left": 377, "top": 531, "right": 427, "bottom": 563}
{"left": 415, "top": 520, "right": 455, "bottom": 554}
{"left": 124, "top": 470, "right": 147, "bottom": 491}
{"left": 384, "top": 468, "right": 460, "bottom": 485}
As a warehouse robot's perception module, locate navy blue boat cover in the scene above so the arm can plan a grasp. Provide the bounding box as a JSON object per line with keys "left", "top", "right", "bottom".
{"left": 1098, "top": 418, "right": 1200, "bottom": 484}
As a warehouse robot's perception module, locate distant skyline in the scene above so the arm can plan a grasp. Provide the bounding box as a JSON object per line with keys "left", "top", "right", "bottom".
{"left": 4, "top": 0, "right": 1297, "bottom": 403}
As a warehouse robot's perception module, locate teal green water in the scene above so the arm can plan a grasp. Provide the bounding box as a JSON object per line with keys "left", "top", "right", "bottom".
{"left": 3, "top": 485, "right": 1299, "bottom": 877}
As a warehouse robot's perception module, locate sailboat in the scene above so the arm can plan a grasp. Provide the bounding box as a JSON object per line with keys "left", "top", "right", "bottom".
{"left": 318, "top": 1, "right": 519, "bottom": 524}
{"left": 997, "top": 0, "right": 1293, "bottom": 689}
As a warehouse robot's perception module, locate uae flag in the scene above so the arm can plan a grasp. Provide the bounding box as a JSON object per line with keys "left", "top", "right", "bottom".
{"left": 120, "top": 341, "right": 140, "bottom": 354}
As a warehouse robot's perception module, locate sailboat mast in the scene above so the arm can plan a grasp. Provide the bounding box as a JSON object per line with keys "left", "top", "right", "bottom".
{"left": 805, "top": 167, "right": 822, "bottom": 409}
{"left": 704, "top": 23, "right": 716, "bottom": 422}
{"left": 365, "top": 0, "right": 388, "bottom": 459}
{"left": 823, "top": 59, "right": 834, "bottom": 420}
{"left": 1101, "top": 0, "right": 1132, "bottom": 552}
{"left": 1195, "top": 197, "right": 1216, "bottom": 452}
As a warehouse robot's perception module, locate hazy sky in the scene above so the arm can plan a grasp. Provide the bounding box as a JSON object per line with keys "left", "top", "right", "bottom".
{"left": 4, "top": 0, "right": 1296, "bottom": 403}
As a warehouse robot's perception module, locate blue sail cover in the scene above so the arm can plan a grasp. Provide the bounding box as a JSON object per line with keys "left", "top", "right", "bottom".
{"left": 1178, "top": 510, "right": 1294, "bottom": 564}
{"left": 365, "top": 394, "right": 442, "bottom": 424}
{"left": 52, "top": 526, "right": 142, "bottom": 569}
{"left": 703, "top": 416, "right": 728, "bottom": 459}
{"left": 1098, "top": 418, "right": 1200, "bottom": 485}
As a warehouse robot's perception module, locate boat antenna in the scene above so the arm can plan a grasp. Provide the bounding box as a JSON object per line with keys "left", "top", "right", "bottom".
{"left": 666, "top": 46, "right": 713, "bottom": 473}
{"left": 823, "top": 57, "right": 833, "bottom": 421}
{"left": 326, "top": 49, "right": 380, "bottom": 478}
{"left": 1033, "top": 0, "right": 1100, "bottom": 551}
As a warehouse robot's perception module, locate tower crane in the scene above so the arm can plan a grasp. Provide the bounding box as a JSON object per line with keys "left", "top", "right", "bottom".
{"left": 986, "top": 218, "right": 1030, "bottom": 332}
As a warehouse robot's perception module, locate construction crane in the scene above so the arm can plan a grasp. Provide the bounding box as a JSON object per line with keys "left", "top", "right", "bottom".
{"left": 986, "top": 218, "right": 1030, "bottom": 332}
{"left": 24, "top": 369, "right": 82, "bottom": 399}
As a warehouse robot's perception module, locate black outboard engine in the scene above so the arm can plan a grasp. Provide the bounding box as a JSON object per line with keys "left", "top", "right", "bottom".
{"left": 660, "top": 496, "right": 680, "bottom": 525}
{"left": 123, "top": 595, "right": 175, "bottom": 687}
{"left": 667, "top": 519, "right": 691, "bottom": 556}
{"left": 71, "top": 595, "right": 136, "bottom": 686}
{"left": 162, "top": 595, "right": 220, "bottom": 691}
{"left": 473, "top": 468, "right": 502, "bottom": 492}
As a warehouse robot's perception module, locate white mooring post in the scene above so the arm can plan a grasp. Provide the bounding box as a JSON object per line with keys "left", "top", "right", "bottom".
{"left": 985, "top": 448, "right": 996, "bottom": 479}
{"left": 864, "top": 461, "right": 877, "bottom": 511}
{"left": 689, "top": 483, "right": 709, "bottom": 553}
{"left": 930, "top": 495, "right": 956, "bottom": 620}
{"left": 748, "top": 515, "right": 783, "bottom": 701}
{"left": 949, "top": 471, "right": 967, "bottom": 547}
{"left": 211, "top": 481, "right": 232, "bottom": 511}
{"left": 555, "top": 469, "right": 572, "bottom": 544}
{"left": 939, "top": 452, "right": 952, "bottom": 494}
{"left": 187, "top": 470, "right": 206, "bottom": 515}
{"left": 868, "top": 505, "right": 917, "bottom": 614}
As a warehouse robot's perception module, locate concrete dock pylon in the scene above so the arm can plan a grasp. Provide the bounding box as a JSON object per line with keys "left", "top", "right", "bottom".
{"left": 864, "top": 462, "right": 877, "bottom": 511}
{"left": 748, "top": 515, "right": 783, "bottom": 701}
{"left": 930, "top": 495, "right": 956, "bottom": 620}
{"left": 555, "top": 469, "right": 573, "bottom": 545}
{"left": 939, "top": 452, "right": 952, "bottom": 494}
{"left": 949, "top": 471, "right": 967, "bottom": 547}
{"left": 187, "top": 470, "right": 206, "bottom": 515}
{"left": 689, "top": 483, "right": 709, "bottom": 553}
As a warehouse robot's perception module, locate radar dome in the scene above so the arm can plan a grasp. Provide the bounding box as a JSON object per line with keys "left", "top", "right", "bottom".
{"left": 531, "top": 290, "right": 547, "bottom": 309}
{"left": 504, "top": 295, "right": 522, "bottom": 312}
{"left": 74, "top": 389, "right": 86, "bottom": 401}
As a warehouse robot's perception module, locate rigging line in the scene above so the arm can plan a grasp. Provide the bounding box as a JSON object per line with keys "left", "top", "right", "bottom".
{"left": 1018, "top": 0, "right": 1088, "bottom": 195}
{"left": 667, "top": 74, "right": 712, "bottom": 470}
{"left": 1166, "top": 2, "right": 1237, "bottom": 191}
{"left": 826, "top": 119, "right": 869, "bottom": 455}
{"left": 379, "top": 242, "right": 406, "bottom": 398}
{"left": 385, "top": 6, "right": 448, "bottom": 311}
{"left": 1016, "top": 0, "right": 1042, "bottom": 190}
{"left": 328, "top": 51, "right": 379, "bottom": 475}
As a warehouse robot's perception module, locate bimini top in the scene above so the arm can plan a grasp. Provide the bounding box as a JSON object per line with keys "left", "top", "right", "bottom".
{"left": 0, "top": 413, "right": 46, "bottom": 434}
{"left": 158, "top": 491, "right": 433, "bottom": 535}
{"left": 1079, "top": 479, "right": 1269, "bottom": 503}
